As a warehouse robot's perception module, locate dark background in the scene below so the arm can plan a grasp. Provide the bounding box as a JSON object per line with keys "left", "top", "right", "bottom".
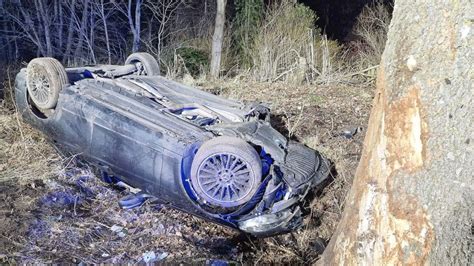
{"left": 301, "top": 0, "right": 393, "bottom": 41}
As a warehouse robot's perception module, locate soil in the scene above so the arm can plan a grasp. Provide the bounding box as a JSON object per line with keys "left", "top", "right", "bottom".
{"left": 0, "top": 80, "right": 374, "bottom": 264}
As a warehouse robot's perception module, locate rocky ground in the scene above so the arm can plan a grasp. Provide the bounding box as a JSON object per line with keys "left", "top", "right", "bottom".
{"left": 0, "top": 78, "right": 374, "bottom": 264}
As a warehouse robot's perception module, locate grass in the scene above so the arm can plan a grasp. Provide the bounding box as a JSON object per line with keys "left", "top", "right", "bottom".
{"left": 0, "top": 71, "right": 62, "bottom": 185}
{"left": 349, "top": 0, "right": 391, "bottom": 72}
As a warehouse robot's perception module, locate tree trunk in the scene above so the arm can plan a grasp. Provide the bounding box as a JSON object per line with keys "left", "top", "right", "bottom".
{"left": 89, "top": 5, "right": 96, "bottom": 64}
{"left": 58, "top": 0, "right": 63, "bottom": 51}
{"left": 134, "top": 0, "right": 142, "bottom": 52}
{"left": 320, "top": 0, "right": 473, "bottom": 264}
{"left": 99, "top": 0, "right": 111, "bottom": 64}
{"left": 63, "top": 0, "right": 77, "bottom": 62}
{"left": 35, "top": 0, "right": 52, "bottom": 56}
{"left": 74, "top": 0, "right": 90, "bottom": 61}
{"left": 127, "top": 0, "right": 142, "bottom": 53}
{"left": 210, "top": 0, "right": 227, "bottom": 78}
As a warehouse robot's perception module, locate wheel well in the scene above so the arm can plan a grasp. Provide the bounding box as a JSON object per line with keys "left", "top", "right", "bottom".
{"left": 26, "top": 89, "right": 51, "bottom": 119}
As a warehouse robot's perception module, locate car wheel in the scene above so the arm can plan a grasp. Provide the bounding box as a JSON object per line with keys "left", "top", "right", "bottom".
{"left": 26, "top": 58, "right": 68, "bottom": 110}
{"left": 125, "top": 52, "right": 160, "bottom": 76}
{"left": 190, "top": 136, "right": 262, "bottom": 209}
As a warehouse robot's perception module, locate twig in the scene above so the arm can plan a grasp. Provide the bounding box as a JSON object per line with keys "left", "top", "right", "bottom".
{"left": 343, "top": 64, "right": 379, "bottom": 78}
{"left": 74, "top": 196, "right": 78, "bottom": 216}
{"left": 288, "top": 105, "right": 305, "bottom": 138}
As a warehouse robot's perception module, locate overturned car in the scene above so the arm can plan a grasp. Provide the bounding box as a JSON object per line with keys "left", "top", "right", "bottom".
{"left": 15, "top": 53, "right": 330, "bottom": 237}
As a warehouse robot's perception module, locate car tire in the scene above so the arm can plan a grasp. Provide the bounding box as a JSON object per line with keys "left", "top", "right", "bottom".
{"left": 190, "top": 136, "right": 262, "bottom": 209}
{"left": 125, "top": 52, "right": 160, "bottom": 76}
{"left": 26, "top": 58, "right": 68, "bottom": 110}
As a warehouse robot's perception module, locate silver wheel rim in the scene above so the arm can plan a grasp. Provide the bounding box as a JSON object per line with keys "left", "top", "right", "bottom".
{"left": 28, "top": 66, "right": 50, "bottom": 106}
{"left": 196, "top": 153, "right": 255, "bottom": 207}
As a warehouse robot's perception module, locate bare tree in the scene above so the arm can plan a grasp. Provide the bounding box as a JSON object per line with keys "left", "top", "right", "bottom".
{"left": 93, "top": 0, "right": 113, "bottom": 64}
{"left": 130, "top": 0, "right": 142, "bottom": 52}
{"left": 73, "top": 0, "right": 91, "bottom": 61}
{"left": 320, "top": 0, "right": 472, "bottom": 264}
{"left": 63, "top": 0, "right": 78, "bottom": 62}
{"left": 0, "top": 0, "right": 221, "bottom": 71}
{"left": 3, "top": 1, "right": 49, "bottom": 56}
{"left": 210, "top": 0, "right": 226, "bottom": 78}
{"left": 144, "top": 0, "right": 185, "bottom": 60}
{"left": 0, "top": 2, "right": 14, "bottom": 61}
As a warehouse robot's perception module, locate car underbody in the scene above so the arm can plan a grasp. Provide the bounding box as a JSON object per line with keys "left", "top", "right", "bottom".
{"left": 15, "top": 55, "right": 331, "bottom": 237}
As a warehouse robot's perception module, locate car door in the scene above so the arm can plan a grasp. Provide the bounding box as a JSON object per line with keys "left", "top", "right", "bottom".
{"left": 47, "top": 87, "right": 93, "bottom": 157}
{"left": 81, "top": 89, "right": 163, "bottom": 195}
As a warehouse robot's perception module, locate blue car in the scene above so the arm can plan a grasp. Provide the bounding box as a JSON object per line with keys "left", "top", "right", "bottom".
{"left": 15, "top": 53, "right": 330, "bottom": 237}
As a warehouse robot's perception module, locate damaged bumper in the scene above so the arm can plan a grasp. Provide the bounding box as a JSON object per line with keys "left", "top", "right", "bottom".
{"left": 238, "top": 207, "right": 303, "bottom": 236}
{"left": 198, "top": 121, "right": 331, "bottom": 237}
{"left": 229, "top": 142, "right": 330, "bottom": 237}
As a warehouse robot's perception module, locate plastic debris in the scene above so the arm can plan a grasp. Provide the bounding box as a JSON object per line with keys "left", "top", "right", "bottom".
{"left": 336, "top": 126, "right": 363, "bottom": 139}
{"left": 142, "top": 251, "right": 155, "bottom": 263}
{"left": 110, "top": 225, "right": 123, "bottom": 233}
{"left": 156, "top": 252, "right": 168, "bottom": 261}
{"left": 110, "top": 225, "right": 127, "bottom": 237}
{"left": 118, "top": 193, "right": 152, "bottom": 209}
{"left": 142, "top": 251, "right": 168, "bottom": 263}
{"left": 207, "top": 259, "right": 239, "bottom": 266}
{"left": 40, "top": 190, "right": 81, "bottom": 208}
{"left": 115, "top": 181, "right": 142, "bottom": 194}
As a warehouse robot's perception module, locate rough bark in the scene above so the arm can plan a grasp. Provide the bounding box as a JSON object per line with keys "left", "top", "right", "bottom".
{"left": 210, "top": 0, "right": 227, "bottom": 78}
{"left": 320, "top": 0, "right": 473, "bottom": 264}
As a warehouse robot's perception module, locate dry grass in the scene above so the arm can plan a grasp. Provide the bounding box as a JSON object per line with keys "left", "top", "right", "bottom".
{"left": 0, "top": 114, "right": 62, "bottom": 184}
{"left": 236, "top": 0, "right": 384, "bottom": 87}
{"left": 149, "top": 0, "right": 390, "bottom": 87}
{"left": 0, "top": 72, "right": 62, "bottom": 185}
{"left": 250, "top": 1, "right": 317, "bottom": 83}
{"left": 349, "top": 0, "right": 392, "bottom": 72}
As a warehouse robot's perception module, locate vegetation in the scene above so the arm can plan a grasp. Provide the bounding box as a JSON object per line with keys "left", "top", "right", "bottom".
{"left": 233, "top": 0, "right": 264, "bottom": 67}
{"left": 0, "top": 0, "right": 388, "bottom": 83}
{"left": 349, "top": 0, "right": 392, "bottom": 73}
{"left": 176, "top": 47, "right": 209, "bottom": 77}
{"left": 250, "top": 1, "right": 318, "bottom": 83}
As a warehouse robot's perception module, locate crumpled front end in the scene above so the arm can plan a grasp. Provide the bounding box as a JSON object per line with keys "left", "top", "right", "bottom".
{"left": 183, "top": 120, "right": 331, "bottom": 237}
{"left": 178, "top": 120, "right": 330, "bottom": 237}
{"left": 232, "top": 141, "right": 330, "bottom": 237}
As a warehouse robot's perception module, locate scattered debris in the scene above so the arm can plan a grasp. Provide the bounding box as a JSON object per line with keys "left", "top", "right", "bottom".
{"left": 142, "top": 251, "right": 156, "bottom": 263}
{"left": 142, "top": 251, "right": 168, "bottom": 263}
{"left": 118, "top": 193, "right": 151, "bottom": 209}
{"left": 110, "top": 225, "right": 124, "bottom": 233}
{"left": 207, "top": 259, "right": 237, "bottom": 266}
{"left": 156, "top": 252, "right": 169, "bottom": 261}
{"left": 335, "top": 126, "right": 363, "bottom": 139}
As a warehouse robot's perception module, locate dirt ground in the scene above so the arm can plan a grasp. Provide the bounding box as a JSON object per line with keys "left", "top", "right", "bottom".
{"left": 0, "top": 77, "right": 374, "bottom": 264}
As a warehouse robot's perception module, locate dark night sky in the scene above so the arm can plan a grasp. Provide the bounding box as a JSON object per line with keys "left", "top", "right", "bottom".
{"left": 299, "top": 0, "right": 393, "bottom": 41}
